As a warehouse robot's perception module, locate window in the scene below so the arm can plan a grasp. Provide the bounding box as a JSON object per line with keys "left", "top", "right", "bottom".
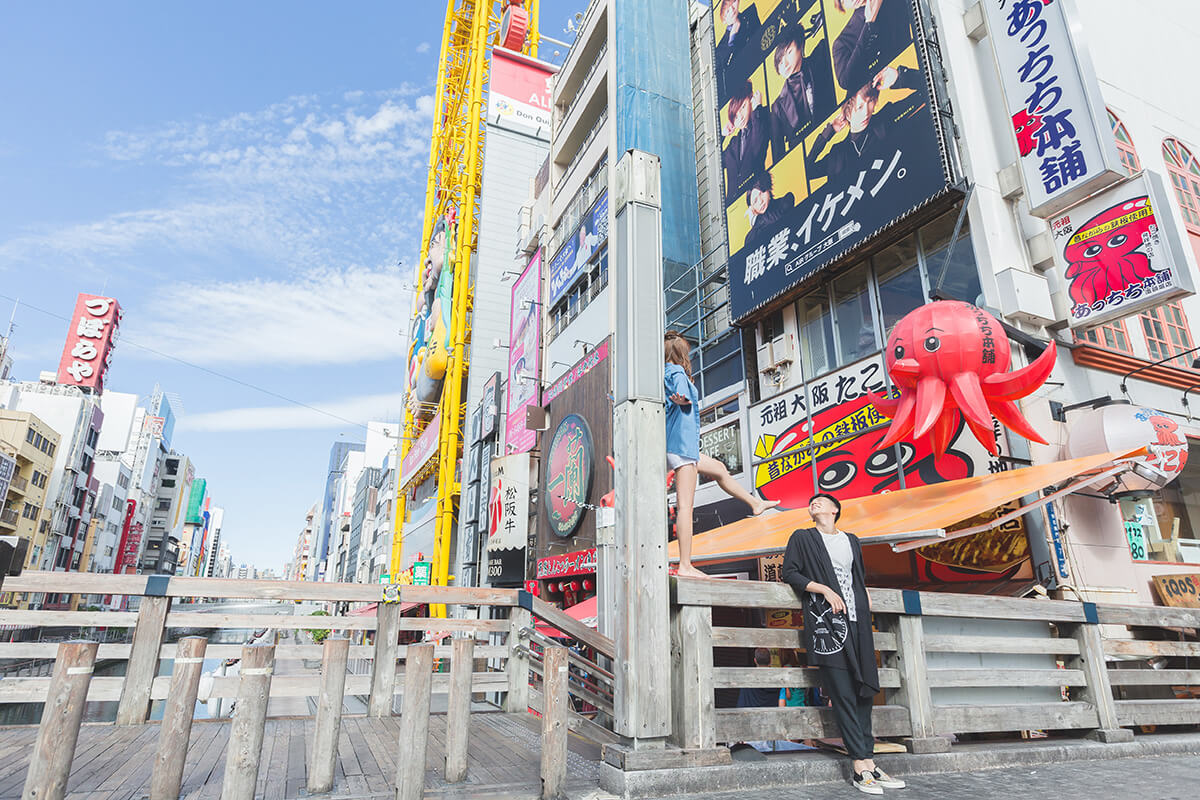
{"left": 46, "top": 443, "right": 54, "bottom": 458}
{"left": 1107, "top": 110, "right": 1140, "bottom": 176}
{"left": 832, "top": 263, "right": 876, "bottom": 365}
{"left": 1163, "top": 138, "right": 1200, "bottom": 231}
{"left": 23, "top": 503, "right": 38, "bottom": 520}
{"left": 26, "top": 429, "right": 35, "bottom": 444}
{"left": 795, "top": 289, "right": 835, "bottom": 378}
{"left": 1141, "top": 301, "right": 1196, "bottom": 368}
{"left": 874, "top": 233, "right": 924, "bottom": 333}
{"left": 1078, "top": 321, "right": 1133, "bottom": 353}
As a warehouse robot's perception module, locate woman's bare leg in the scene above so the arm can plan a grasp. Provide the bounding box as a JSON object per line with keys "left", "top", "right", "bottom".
{"left": 674, "top": 463, "right": 706, "bottom": 578}
{"left": 696, "top": 454, "right": 780, "bottom": 516}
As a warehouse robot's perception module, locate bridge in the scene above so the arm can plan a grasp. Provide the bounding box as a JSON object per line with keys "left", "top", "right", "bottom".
{"left": 0, "top": 571, "right": 1198, "bottom": 799}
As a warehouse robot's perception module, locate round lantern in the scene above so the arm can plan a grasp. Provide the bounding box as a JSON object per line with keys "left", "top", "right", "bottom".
{"left": 867, "top": 301, "right": 1057, "bottom": 455}
{"left": 582, "top": 579, "right": 594, "bottom": 591}
{"left": 1064, "top": 401, "right": 1188, "bottom": 494}
{"left": 569, "top": 581, "right": 580, "bottom": 592}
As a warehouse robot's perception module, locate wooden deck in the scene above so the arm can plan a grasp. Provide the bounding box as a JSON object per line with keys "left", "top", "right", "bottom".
{"left": 0, "top": 712, "right": 603, "bottom": 799}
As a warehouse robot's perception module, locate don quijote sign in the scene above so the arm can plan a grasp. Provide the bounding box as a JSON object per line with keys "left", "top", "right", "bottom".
{"left": 56, "top": 294, "right": 122, "bottom": 394}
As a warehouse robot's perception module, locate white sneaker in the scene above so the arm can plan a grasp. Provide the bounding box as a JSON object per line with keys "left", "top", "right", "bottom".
{"left": 852, "top": 770, "right": 884, "bottom": 795}
{"left": 873, "top": 768, "right": 906, "bottom": 789}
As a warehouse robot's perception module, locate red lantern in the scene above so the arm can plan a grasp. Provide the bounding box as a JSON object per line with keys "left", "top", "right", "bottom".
{"left": 582, "top": 579, "right": 594, "bottom": 591}
{"left": 867, "top": 301, "right": 1056, "bottom": 455}
{"left": 569, "top": 581, "right": 580, "bottom": 592}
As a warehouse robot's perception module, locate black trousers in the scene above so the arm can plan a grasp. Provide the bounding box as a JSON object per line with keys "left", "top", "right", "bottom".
{"left": 819, "top": 665, "right": 875, "bottom": 760}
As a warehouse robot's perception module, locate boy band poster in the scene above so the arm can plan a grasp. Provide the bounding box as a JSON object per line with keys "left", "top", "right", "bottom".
{"left": 713, "top": 0, "right": 955, "bottom": 321}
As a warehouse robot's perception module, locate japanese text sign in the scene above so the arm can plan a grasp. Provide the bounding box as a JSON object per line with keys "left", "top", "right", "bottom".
{"left": 1048, "top": 170, "right": 1194, "bottom": 328}
{"left": 488, "top": 47, "right": 555, "bottom": 139}
{"left": 979, "top": 0, "right": 1123, "bottom": 216}
{"left": 399, "top": 412, "right": 441, "bottom": 489}
{"left": 488, "top": 452, "right": 530, "bottom": 552}
{"left": 536, "top": 547, "right": 597, "bottom": 579}
{"left": 712, "top": 0, "right": 954, "bottom": 322}
{"left": 56, "top": 294, "right": 122, "bottom": 393}
{"left": 544, "top": 414, "right": 594, "bottom": 538}
{"left": 506, "top": 249, "right": 543, "bottom": 454}
{"left": 548, "top": 191, "right": 608, "bottom": 306}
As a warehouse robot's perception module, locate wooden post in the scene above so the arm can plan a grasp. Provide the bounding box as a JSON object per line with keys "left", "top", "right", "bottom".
{"left": 669, "top": 603, "right": 715, "bottom": 749}
{"left": 394, "top": 642, "right": 434, "bottom": 800}
{"left": 308, "top": 636, "right": 351, "bottom": 794}
{"left": 504, "top": 606, "right": 532, "bottom": 713}
{"left": 150, "top": 636, "right": 208, "bottom": 800}
{"left": 370, "top": 601, "right": 401, "bottom": 717}
{"left": 116, "top": 594, "right": 170, "bottom": 724}
{"left": 540, "top": 645, "right": 569, "bottom": 800}
{"left": 444, "top": 636, "right": 475, "bottom": 783}
{"left": 890, "top": 614, "right": 950, "bottom": 753}
{"left": 21, "top": 640, "right": 98, "bottom": 800}
{"left": 1066, "top": 622, "right": 1134, "bottom": 743}
{"left": 221, "top": 644, "right": 275, "bottom": 800}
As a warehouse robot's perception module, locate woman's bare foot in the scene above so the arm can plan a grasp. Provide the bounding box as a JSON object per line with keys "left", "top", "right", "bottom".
{"left": 751, "top": 499, "right": 781, "bottom": 516}
{"left": 675, "top": 563, "right": 708, "bottom": 579}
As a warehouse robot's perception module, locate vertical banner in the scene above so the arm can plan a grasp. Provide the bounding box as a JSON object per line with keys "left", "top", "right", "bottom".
{"left": 506, "top": 249, "right": 543, "bottom": 454}
{"left": 713, "top": 0, "right": 955, "bottom": 321}
{"left": 56, "top": 294, "right": 122, "bottom": 393}
{"left": 978, "top": 0, "right": 1124, "bottom": 216}
{"left": 487, "top": 452, "right": 530, "bottom": 586}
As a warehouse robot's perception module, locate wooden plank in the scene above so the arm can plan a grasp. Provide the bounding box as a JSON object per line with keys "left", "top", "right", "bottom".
{"left": 916, "top": 593, "right": 1087, "bottom": 623}
{"left": 887, "top": 615, "right": 940, "bottom": 747}
{"left": 540, "top": 646, "right": 569, "bottom": 800}
{"left": 712, "top": 666, "right": 900, "bottom": 689}
{"left": 394, "top": 643, "right": 433, "bottom": 800}
{"left": 670, "top": 605, "right": 714, "bottom": 750}
{"left": 158, "top": 642, "right": 505, "bottom": 661}
{"left": 528, "top": 595, "right": 614, "bottom": 656}
{"left": 527, "top": 657, "right": 615, "bottom": 715}
{"left": 3, "top": 571, "right": 149, "bottom": 597}
{"left": 117, "top": 595, "right": 170, "bottom": 724}
{"left": 395, "top": 617, "right": 507, "bottom": 633}
{"left": 923, "top": 634, "right": 1079, "bottom": 655}
{"left": 444, "top": 637, "right": 474, "bottom": 783}
{"left": 713, "top": 705, "right": 911, "bottom": 743}
{"left": 926, "top": 668, "right": 1086, "bottom": 688}
{"left": 368, "top": 601, "right": 399, "bottom": 717}
{"left": 221, "top": 644, "right": 275, "bottom": 799}
{"left": 0, "top": 643, "right": 132, "bottom": 659}
{"left": 1103, "top": 639, "right": 1200, "bottom": 658}
{"left": 0, "top": 676, "right": 124, "bottom": 702}
{"left": 1115, "top": 699, "right": 1200, "bottom": 726}
{"left": 165, "top": 612, "right": 377, "bottom": 630}
{"left": 932, "top": 702, "right": 1099, "bottom": 734}
{"left": 504, "top": 607, "right": 532, "bottom": 713}
{"left": 21, "top": 640, "right": 98, "bottom": 800}
{"left": 1096, "top": 602, "right": 1200, "bottom": 628}
{"left": 1106, "top": 669, "right": 1200, "bottom": 686}
{"left": 150, "top": 636, "right": 208, "bottom": 800}
{"left": 527, "top": 688, "right": 622, "bottom": 746}
{"left": 387, "top": 585, "right": 519, "bottom": 606}
{"left": 710, "top": 626, "right": 896, "bottom": 651}
{"left": 307, "top": 637, "right": 349, "bottom": 794}
{"left": 0, "top": 609, "right": 139, "bottom": 627}
{"left": 1064, "top": 622, "right": 1127, "bottom": 737}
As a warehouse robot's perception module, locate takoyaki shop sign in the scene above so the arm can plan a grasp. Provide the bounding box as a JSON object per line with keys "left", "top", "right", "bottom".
{"left": 747, "top": 354, "right": 997, "bottom": 509}
{"left": 1048, "top": 170, "right": 1194, "bottom": 329}
{"left": 537, "top": 547, "right": 597, "bottom": 579}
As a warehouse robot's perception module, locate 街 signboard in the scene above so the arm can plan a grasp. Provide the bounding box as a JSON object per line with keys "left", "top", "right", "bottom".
{"left": 978, "top": 0, "right": 1124, "bottom": 217}
{"left": 548, "top": 191, "right": 608, "bottom": 306}
{"left": 487, "top": 452, "right": 529, "bottom": 586}
{"left": 1048, "top": 171, "right": 1195, "bottom": 328}
{"left": 713, "top": 0, "right": 955, "bottom": 322}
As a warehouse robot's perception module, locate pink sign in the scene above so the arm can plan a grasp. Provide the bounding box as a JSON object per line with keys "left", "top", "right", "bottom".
{"left": 506, "top": 250, "right": 542, "bottom": 454}
{"left": 56, "top": 293, "right": 122, "bottom": 393}
{"left": 400, "top": 412, "right": 442, "bottom": 489}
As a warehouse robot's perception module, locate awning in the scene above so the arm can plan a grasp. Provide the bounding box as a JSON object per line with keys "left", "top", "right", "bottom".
{"left": 534, "top": 595, "right": 598, "bottom": 639}
{"left": 671, "top": 448, "right": 1142, "bottom": 565}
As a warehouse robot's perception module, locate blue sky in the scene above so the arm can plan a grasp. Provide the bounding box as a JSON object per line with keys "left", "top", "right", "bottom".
{"left": 0, "top": 1, "right": 580, "bottom": 572}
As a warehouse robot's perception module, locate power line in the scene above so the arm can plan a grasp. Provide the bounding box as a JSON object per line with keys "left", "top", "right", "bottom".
{"left": 0, "top": 290, "right": 376, "bottom": 432}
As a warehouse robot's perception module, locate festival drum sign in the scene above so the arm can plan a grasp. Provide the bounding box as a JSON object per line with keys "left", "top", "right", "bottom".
{"left": 1048, "top": 170, "right": 1195, "bottom": 330}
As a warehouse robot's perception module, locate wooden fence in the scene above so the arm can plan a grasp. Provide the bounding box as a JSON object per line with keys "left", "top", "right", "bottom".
{"left": 670, "top": 577, "right": 1200, "bottom": 754}
{"left": 0, "top": 571, "right": 614, "bottom": 800}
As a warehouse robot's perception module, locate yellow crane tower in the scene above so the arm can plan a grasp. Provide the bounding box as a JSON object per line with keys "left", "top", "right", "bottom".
{"left": 391, "top": 0, "right": 542, "bottom": 616}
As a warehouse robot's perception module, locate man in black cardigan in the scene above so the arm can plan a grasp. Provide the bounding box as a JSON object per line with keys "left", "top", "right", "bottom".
{"left": 781, "top": 494, "right": 906, "bottom": 794}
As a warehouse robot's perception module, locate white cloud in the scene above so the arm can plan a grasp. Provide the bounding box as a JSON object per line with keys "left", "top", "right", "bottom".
{"left": 416, "top": 42, "right": 431, "bottom": 54}
{"left": 178, "top": 391, "right": 406, "bottom": 432}
{"left": 126, "top": 265, "right": 412, "bottom": 366}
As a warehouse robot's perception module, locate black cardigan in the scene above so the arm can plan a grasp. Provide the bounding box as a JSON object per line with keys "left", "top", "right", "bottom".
{"left": 780, "top": 527, "right": 879, "bottom": 696}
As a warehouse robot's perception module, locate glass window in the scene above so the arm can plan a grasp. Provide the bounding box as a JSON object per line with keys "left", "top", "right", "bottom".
{"left": 1141, "top": 301, "right": 1196, "bottom": 368}
{"left": 921, "top": 210, "right": 982, "bottom": 306}
{"left": 1107, "top": 109, "right": 1141, "bottom": 176}
{"left": 873, "top": 234, "right": 925, "bottom": 335}
{"left": 796, "top": 289, "right": 835, "bottom": 379}
{"left": 1163, "top": 137, "right": 1200, "bottom": 231}
{"left": 1077, "top": 321, "right": 1133, "bottom": 354}
{"left": 832, "top": 263, "right": 877, "bottom": 366}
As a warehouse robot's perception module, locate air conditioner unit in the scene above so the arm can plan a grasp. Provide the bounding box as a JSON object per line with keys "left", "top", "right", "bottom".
{"left": 771, "top": 333, "right": 797, "bottom": 366}
{"left": 756, "top": 340, "right": 774, "bottom": 374}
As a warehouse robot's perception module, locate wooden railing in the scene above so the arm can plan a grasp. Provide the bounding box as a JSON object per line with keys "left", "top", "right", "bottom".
{"left": 0, "top": 571, "right": 604, "bottom": 800}
{"left": 670, "top": 577, "right": 1200, "bottom": 753}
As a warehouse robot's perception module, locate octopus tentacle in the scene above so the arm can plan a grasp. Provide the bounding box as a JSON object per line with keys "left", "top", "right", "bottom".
{"left": 931, "top": 406, "right": 960, "bottom": 456}
{"left": 983, "top": 341, "right": 1057, "bottom": 401}
{"left": 877, "top": 391, "right": 917, "bottom": 450}
{"left": 989, "top": 398, "right": 1049, "bottom": 446}
{"left": 913, "top": 376, "right": 947, "bottom": 440}
{"left": 866, "top": 390, "right": 900, "bottom": 417}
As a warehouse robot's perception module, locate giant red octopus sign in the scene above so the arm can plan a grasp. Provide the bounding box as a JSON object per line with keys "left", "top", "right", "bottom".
{"left": 867, "top": 301, "right": 1057, "bottom": 455}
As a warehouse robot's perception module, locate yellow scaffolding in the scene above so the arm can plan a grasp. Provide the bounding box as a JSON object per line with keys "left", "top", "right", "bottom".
{"left": 391, "top": 0, "right": 541, "bottom": 616}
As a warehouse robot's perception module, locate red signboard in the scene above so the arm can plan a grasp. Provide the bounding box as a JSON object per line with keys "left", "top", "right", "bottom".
{"left": 114, "top": 499, "right": 142, "bottom": 574}
{"left": 400, "top": 411, "right": 442, "bottom": 488}
{"left": 56, "top": 293, "right": 122, "bottom": 393}
{"left": 536, "top": 548, "right": 597, "bottom": 579}
{"left": 488, "top": 47, "right": 553, "bottom": 136}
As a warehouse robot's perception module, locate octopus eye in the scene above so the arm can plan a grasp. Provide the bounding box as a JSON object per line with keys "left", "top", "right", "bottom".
{"left": 1107, "top": 233, "right": 1128, "bottom": 248}
{"left": 923, "top": 335, "right": 940, "bottom": 353}
{"left": 893, "top": 345, "right": 905, "bottom": 360}
{"left": 866, "top": 449, "right": 896, "bottom": 476}
{"left": 1083, "top": 244, "right": 1103, "bottom": 258}
{"left": 819, "top": 460, "right": 856, "bottom": 491}
{"left": 897, "top": 442, "right": 916, "bottom": 467}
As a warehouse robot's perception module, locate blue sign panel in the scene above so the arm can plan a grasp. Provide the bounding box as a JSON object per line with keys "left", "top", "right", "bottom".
{"left": 548, "top": 192, "right": 608, "bottom": 306}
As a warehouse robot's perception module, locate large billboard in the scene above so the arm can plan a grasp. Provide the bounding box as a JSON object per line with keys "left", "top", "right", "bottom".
{"left": 1048, "top": 170, "right": 1195, "bottom": 329}
{"left": 405, "top": 213, "right": 457, "bottom": 414}
{"left": 488, "top": 47, "right": 555, "bottom": 139}
{"left": 506, "top": 249, "right": 543, "bottom": 455}
{"left": 548, "top": 191, "right": 608, "bottom": 307}
{"left": 979, "top": 0, "right": 1124, "bottom": 217}
{"left": 56, "top": 294, "right": 122, "bottom": 393}
{"left": 713, "top": 0, "right": 954, "bottom": 322}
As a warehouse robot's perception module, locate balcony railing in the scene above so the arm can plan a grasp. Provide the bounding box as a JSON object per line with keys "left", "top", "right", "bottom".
{"left": 0, "top": 508, "right": 19, "bottom": 527}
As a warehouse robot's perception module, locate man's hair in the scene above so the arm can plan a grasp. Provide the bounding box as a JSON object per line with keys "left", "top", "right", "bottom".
{"left": 748, "top": 171, "right": 774, "bottom": 197}
{"left": 727, "top": 80, "right": 755, "bottom": 125}
{"left": 753, "top": 648, "right": 771, "bottom": 667}
{"left": 809, "top": 492, "right": 842, "bottom": 521}
{"left": 842, "top": 83, "right": 880, "bottom": 116}
{"left": 773, "top": 27, "right": 807, "bottom": 74}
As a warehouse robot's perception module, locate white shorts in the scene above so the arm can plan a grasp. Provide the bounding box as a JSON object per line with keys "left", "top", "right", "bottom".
{"left": 667, "top": 452, "right": 698, "bottom": 470}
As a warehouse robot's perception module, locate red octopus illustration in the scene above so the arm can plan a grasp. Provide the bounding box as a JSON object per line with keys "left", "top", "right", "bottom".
{"left": 1063, "top": 196, "right": 1159, "bottom": 307}
{"left": 1149, "top": 415, "right": 1183, "bottom": 447}
{"left": 866, "top": 302, "right": 1057, "bottom": 456}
